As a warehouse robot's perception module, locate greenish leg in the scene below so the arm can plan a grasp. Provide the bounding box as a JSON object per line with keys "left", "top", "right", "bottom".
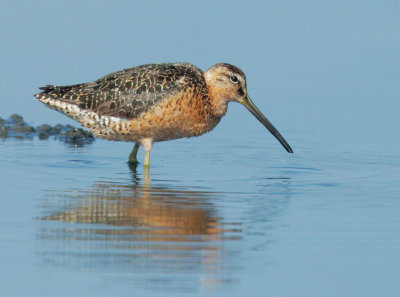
{"left": 144, "top": 165, "right": 150, "bottom": 184}
{"left": 128, "top": 142, "right": 140, "bottom": 164}
{"left": 144, "top": 150, "right": 150, "bottom": 167}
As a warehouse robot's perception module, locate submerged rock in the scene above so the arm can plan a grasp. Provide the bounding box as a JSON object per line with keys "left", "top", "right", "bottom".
{"left": 0, "top": 114, "right": 95, "bottom": 146}
{"left": 0, "top": 126, "right": 7, "bottom": 138}
{"left": 64, "top": 128, "right": 95, "bottom": 146}
{"left": 3, "top": 114, "right": 35, "bottom": 139}
{"left": 37, "top": 123, "right": 64, "bottom": 140}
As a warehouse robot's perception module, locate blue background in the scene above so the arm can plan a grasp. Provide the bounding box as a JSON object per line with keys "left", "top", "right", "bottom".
{"left": 1, "top": 0, "right": 399, "bottom": 151}
{"left": 1, "top": 1, "right": 399, "bottom": 297}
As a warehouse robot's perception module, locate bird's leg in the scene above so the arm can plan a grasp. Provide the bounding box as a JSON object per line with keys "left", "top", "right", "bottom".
{"left": 144, "top": 164, "right": 150, "bottom": 184}
{"left": 129, "top": 142, "right": 140, "bottom": 164}
{"left": 144, "top": 150, "right": 151, "bottom": 167}
{"left": 141, "top": 138, "right": 153, "bottom": 168}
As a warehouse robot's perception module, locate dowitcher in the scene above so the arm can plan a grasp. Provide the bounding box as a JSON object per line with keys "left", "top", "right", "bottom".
{"left": 36, "top": 63, "right": 293, "bottom": 167}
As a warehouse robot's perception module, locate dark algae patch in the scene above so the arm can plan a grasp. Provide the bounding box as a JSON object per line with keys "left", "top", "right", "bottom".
{"left": 0, "top": 114, "right": 94, "bottom": 146}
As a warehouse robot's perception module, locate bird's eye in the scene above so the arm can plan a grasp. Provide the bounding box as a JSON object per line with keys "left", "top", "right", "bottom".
{"left": 230, "top": 76, "right": 239, "bottom": 83}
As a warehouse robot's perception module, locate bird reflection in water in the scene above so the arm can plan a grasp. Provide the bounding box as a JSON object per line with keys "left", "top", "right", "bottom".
{"left": 38, "top": 163, "right": 242, "bottom": 291}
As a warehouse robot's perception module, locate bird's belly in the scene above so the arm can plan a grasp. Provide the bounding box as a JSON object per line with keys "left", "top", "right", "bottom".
{"left": 94, "top": 96, "right": 219, "bottom": 142}
{"left": 105, "top": 113, "right": 211, "bottom": 142}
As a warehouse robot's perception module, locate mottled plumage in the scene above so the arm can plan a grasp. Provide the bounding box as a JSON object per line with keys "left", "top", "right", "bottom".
{"left": 36, "top": 62, "right": 292, "bottom": 167}
{"left": 38, "top": 63, "right": 205, "bottom": 119}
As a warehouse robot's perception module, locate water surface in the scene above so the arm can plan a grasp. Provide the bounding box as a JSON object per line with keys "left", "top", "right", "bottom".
{"left": 1, "top": 128, "right": 399, "bottom": 296}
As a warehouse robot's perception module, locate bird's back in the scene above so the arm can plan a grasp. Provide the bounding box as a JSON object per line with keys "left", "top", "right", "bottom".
{"left": 36, "top": 63, "right": 216, "bottom": 142}
{"left": 36, "top": 63, "right": 206, "bottom": 119}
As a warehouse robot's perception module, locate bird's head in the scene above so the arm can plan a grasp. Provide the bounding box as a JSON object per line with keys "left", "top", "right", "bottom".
{"left": 204, "top": 63, "right": 248, "bottom": 102}
{"left": 204, "top": 63, "right": 293, "bottom": 153}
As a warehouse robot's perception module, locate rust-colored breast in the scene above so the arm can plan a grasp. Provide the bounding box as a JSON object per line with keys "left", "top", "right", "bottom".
{"left": 106, "top": 86, "right": 221, "bottom": 142}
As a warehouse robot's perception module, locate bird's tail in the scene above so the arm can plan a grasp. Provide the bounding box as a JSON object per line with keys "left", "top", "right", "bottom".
{"left": 36, "top": 83, "right": 84, "bottom": 99}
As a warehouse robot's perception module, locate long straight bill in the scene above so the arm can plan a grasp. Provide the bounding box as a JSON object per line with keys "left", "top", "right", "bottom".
{"left": 240, "top": 96, "right": 293, "bottom": 153}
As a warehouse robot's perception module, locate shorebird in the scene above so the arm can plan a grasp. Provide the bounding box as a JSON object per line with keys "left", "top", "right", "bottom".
{"left": 36, "top": 62, "right": 293, "bottom": 167}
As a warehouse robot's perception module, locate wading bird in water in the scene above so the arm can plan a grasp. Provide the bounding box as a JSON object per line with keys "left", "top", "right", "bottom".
{"left": 36, "top": 63, "right": 293, "bottom": 167}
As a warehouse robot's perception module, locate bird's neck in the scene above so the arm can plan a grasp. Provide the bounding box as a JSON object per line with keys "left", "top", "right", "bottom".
{"left": 209, "top": 92, "right": 229, "bottom": 118}
{"left": 204, "top": 76, "right": 229, "bottom": 118}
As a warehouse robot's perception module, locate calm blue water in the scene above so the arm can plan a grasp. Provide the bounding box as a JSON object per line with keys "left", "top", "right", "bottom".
{"left": 1, "top": 125, "right": 399, "bottom": 296}
{"left": 1, "top": 1, "right": 399, "bottom": 296}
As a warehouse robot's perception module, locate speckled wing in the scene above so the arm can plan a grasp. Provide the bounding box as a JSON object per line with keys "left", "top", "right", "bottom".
{"left": 37, "top": 63, "right": 204, "bottom": 119}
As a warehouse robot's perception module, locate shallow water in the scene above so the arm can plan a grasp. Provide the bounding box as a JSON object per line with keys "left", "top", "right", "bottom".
{"left": 0, "top": 126, "right": 399, "bottom": 296}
